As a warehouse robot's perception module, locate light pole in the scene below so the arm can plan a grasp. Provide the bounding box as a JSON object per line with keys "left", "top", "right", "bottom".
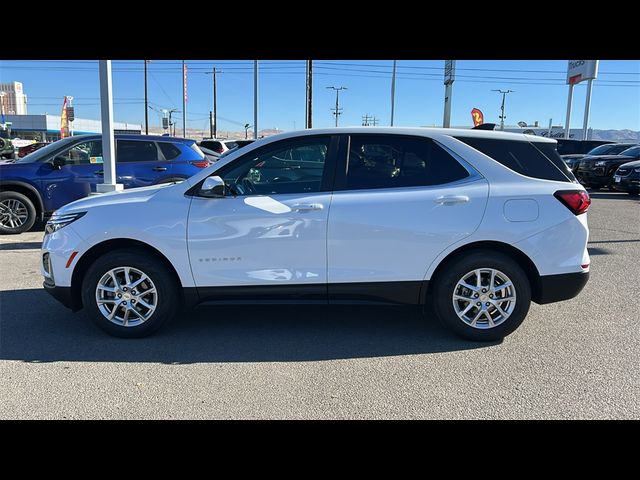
{"left": 326, "top": 86, "right": 347, "bottom": 127}
{"left": 254, "top": 60, "right": 259, "bottom": 139}
{"left": 390, "top": 60, "right": 397, "bottom": 126}
{"left": 244, "top": 124, "right": 252, "bottom": 140}
{"left": 492, "top": 89, "right": 514, "bottom": 131}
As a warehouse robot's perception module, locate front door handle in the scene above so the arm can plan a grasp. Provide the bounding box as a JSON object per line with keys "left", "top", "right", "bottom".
{"left": 292, "top": 203, "right": 324, "bottom": 212}
{"left": 434, "top": 195, "right": 469, "bottom": 206}
{"left": 95, "top": 170, "right": 104, "bottom": 175}
{"left": 152, "top": 166, "right": 168, "bottom": 172}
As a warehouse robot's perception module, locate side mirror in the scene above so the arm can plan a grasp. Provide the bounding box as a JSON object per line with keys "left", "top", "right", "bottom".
{"left": 53, "top": 156, "right": 67, "bottom": 169}
{"left": 200, "top": 175, "right": 226, "bottom": 197}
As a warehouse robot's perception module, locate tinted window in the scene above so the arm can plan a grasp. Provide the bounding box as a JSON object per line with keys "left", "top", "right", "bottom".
{"left": 224, "top": 141, "right": 238, "bottom": 150}
{"left": 456, "top": 137, "right": 571, "bottom": 182}
{"left": 200, "top": 140, "right": 223, "bottom": 151}
{"left": 158, "top": 142, "right": 181, "bottom": 160}
{"left": 221, "top": 138, "right": 330, "bottom": 195}
{"left": 59, "top": 140, "right": 103, "bottom": 165}
{"left": 345, "top": 135, "right": 469, "bottom": 190}
{"left": 588, "top": 144, "right": 635, "bottom": 156}
{"left": 116, "top": 140, "right": 158, "bottom": 163}
{"left": 619, "top": 146, "right": 640, "bottom": 158}
{"left": 532, "top": 143, "right": 577, "bottom": 182}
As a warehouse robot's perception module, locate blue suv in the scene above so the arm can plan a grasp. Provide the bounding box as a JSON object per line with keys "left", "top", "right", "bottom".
{"left": 0, "top": 134, "right": 210, "bottom": 234}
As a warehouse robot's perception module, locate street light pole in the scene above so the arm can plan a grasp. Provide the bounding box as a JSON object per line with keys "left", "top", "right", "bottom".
{"left": 492, "top": 89, "right": 514, "bottom": 131}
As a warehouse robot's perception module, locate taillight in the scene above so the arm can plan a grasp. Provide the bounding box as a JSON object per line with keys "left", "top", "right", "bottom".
{"left": 214, "top": 147, "right": 224, "bottom": 154}
{"left": 554, "top": 190, "right": 591, "bottom": 215}
{"left": 190, "top": 160, "right": 210, "bottom": 168}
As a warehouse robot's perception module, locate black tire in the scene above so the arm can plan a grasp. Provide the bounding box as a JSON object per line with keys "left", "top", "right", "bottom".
{"left": 627, "top": 191, "right": 640, "bottom": 197}
{"left": 81, "top": 248, "right": 180, "bottom": 338}
{"left": 0, "top": 191, "right": 37, "bottom": 234}
{"left": 431, "top": 249, "right": 531, "bottom": 342}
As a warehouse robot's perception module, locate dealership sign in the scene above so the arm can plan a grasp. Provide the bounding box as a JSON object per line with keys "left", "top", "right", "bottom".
{"left": 567, "top": 60, "right": 599, "bottom": 85}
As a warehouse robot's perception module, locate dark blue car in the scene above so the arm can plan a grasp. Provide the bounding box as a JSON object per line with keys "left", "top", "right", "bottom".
{"left": 0, "top": 134, "right": 210, "bottom": 234}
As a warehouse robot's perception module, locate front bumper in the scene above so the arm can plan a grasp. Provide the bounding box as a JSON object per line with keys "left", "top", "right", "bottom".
{"left": 535, "top": 271, "right": 589, "bottom": 304}
{"left": 611, "top": 175, "right": 640, "bottom": 193}
{"left": 43, "top": 279, "right": 80, "bottom": 311}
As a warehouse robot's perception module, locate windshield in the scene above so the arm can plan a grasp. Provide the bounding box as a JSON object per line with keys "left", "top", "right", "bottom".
{"left": 620, "top": 146, "right": 640, "bottom": 157}
{"left": 587, "top": 144, "right": 634, "bottom": 156}
{"left": 14, "top": 137, "right": 81, "bottom": 163}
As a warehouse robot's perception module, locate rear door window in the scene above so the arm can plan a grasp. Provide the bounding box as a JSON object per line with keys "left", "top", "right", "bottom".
{"left": 116, "top": 140, "right": 159, "bottom": 163}
{"left": 456, "top": 137, "right": 572, "bottom": 182}
{"left": 342, "top": 135, "right": 470, "bottom": 191}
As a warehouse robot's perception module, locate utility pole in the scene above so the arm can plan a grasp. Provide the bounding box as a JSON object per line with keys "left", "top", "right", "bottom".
{"left": 144, "top": 60, "right": 149, "bottom": 135}
{"left": 390, "top": 60, "right": 397, "bottom": 126}
{"left": 254, "top": 60, "right": 259, "bottom": 139}
{"left": 443, "top": 60, "right": 456, "bottom": 128}
{"left": 209, "top": 111, "right": 213, "bottom": 138}
{"left": 362, "top": 114, "right": 371, "bottom": 126}
{"left": 306, "top": 60, "right": 313, "bottom": 129}
{"left": 182, "top": 60, "right": 187, "bottom": 137}
{"left": 492, "top": 89, "right": 514, "bottom": 131}
{"left": 205, "top": 68, "right": 221, "bottom": 138}
{"left": 326, "top": 86, "right": 347, "bottom": 127}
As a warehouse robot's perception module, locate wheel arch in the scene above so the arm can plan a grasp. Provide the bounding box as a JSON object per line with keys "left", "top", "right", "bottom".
{"left": 424, "top": 240, "right": 544, "bottom": 304}
{"left": 70, "top": 238, "right": 196, "bottom": 311}
{"left": 0, "top": 181, "right": 45, "bottom": 220}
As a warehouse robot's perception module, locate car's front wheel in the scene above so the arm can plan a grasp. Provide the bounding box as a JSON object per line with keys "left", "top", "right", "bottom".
{"left": 81, "top": 249, "right": 180, "bottom": 338}
{"left": 0, "top": 191, "right": 37, "bottom": 234}
{"left": 431, "top": 250, "right": 531, "bottom": 341}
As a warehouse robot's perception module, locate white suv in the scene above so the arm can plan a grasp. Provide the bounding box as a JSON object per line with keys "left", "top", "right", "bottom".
{"left": 41, "top": 128, "right": 590, "bottom": 341}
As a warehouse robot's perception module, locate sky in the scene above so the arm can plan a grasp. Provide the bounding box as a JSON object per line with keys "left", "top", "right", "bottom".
{"left": 1, "top": 59, "right": 638, "bottom": 135}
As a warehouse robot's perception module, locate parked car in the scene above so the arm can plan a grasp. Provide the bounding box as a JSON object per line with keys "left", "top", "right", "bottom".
{"left": 199, "top": 146, "right": 221, "bottom": 162}
{"left": 612, "top": 159, "right": 640, "bottom": 196}
{"left": 41, "top": 128, "right": 590, "bottom": 341}
{"left": 575, "top": 145, "right": 640, "bottom": 190}
{"left": 18, "top": 142, "right": 48, "bottom": 158}
{"left": 198, "top": 139, "right": 235, "bottom": 154}
{"left": 0, "top": 134, "right": 211, "bottom": 234}
{"left": 563, "top": 142, "right": 637, "bottom": 173}
{"left": 556, "top": 139, "right": 612, "bottom": 157}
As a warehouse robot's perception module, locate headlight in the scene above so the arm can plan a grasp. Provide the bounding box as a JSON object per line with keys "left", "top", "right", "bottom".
{"left": 594, "top": 161, "right": 607, "bottom": 166}
{"left": 45, "top": 212, "right": 86, "bottom": 234}
{"left": 634, "top": 167, "right": 640, "bottom": 173}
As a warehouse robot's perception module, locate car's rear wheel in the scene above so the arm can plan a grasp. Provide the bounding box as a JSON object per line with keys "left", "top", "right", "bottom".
{"left": 0, "top": 191, "right": 37, "bottom": 234}
{"left": 81, "top": 249, "right": 180, "bottom": 338}
{"left": 431, "top": 250, "right": 531, "bottom": 341}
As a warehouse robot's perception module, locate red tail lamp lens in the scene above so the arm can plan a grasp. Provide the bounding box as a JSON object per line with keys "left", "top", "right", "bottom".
{"left": 190, "top": 161, "right": 210, "bottom": 168}
{"left": 554, "top": 190, "right": 591, "bottom": 215}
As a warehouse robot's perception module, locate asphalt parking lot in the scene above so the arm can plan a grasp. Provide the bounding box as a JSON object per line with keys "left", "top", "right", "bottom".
{"left": 1, "top": 191, "right": 638, "bottom": 419}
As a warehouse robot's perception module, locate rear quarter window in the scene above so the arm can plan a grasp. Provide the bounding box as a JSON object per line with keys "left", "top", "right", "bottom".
{"left": 158, "top": 142, "right": 181, "bottom": 160}
{"left": 456, "top": 137, "right": 573, "bottom": 182}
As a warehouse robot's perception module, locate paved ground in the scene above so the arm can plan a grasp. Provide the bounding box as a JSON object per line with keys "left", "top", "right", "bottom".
{"left": 1, "top": 191, "right": 638, "bottom": 419}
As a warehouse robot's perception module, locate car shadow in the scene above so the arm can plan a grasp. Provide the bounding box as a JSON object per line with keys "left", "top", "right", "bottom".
{"left": 587, "top": 246, "right": 612, "bottom": 256}
{"left": 0, "top": 242, "right": 42, "bottom": 250}
{"left": 0, "top": 288, "right": 496, "bottom": 364}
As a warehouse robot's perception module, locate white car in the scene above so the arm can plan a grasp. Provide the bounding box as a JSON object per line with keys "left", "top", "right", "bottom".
{"left": 42, "top": 127, "right": 590, "bottom": 341}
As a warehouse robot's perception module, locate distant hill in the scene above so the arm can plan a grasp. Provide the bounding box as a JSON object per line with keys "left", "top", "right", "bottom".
{"left": 591, "top": 129, "right": 640, "bottom": 141}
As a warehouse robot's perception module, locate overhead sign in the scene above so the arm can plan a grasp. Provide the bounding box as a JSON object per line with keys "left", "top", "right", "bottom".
{"left": 444, "top": 60, "right": 456, "bottom": 85}
{"left": 471, "top": 108, "right": 484, "bottom": 127}
{"left": 567, "top": 60, "right": 599, "bottom": 85}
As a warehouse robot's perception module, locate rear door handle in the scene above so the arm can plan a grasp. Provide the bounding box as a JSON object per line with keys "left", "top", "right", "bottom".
{"left": 292, "top": 203, "right": 324, "bottom": 212}
{"left": 434, "top": 195, "right": 469, "bottom": 206}
{"left": 152, "top": 166, "right": 168, "bottom": 172}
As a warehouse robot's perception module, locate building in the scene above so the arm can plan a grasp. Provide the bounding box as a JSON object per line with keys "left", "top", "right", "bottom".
{"left": 0, "top": 82, "right": 28, "bottom": 115}
{"left": 3, "top": 114, "right": 141, "bottom": 142}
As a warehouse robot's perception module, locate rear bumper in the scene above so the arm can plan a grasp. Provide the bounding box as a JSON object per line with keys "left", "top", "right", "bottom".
{"left": 534, "top": 271, "right": 589, "bottom": 304}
